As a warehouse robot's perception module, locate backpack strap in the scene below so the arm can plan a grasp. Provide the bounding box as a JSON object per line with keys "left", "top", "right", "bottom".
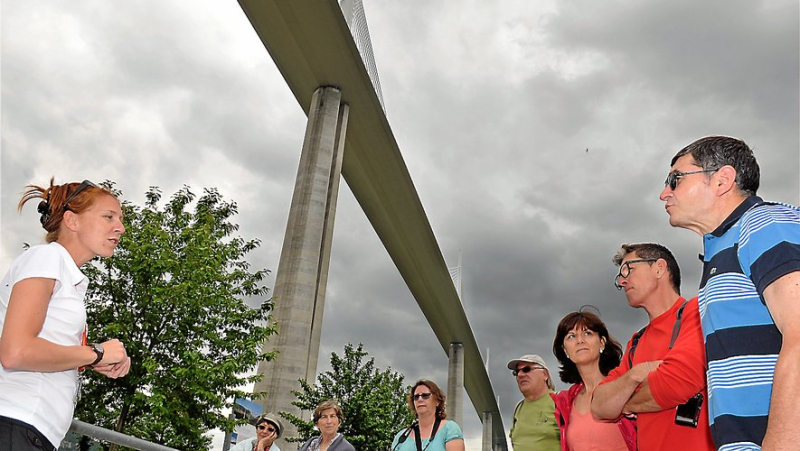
{"left": 668, "top": 299, "right": 689, "bottom": 350}
{"left": 626, "top": 326, "right": 647, "bottom": 368}
{"left": 627, "top": 298, "right": 690, "bottom": 367}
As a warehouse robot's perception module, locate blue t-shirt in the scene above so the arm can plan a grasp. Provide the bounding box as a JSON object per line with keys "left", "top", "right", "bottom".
{"left": 390, "top": 420, "right": 463, "bottom": 451}
{"left": 699, "top": 197, "right": 800, "bottom": 450}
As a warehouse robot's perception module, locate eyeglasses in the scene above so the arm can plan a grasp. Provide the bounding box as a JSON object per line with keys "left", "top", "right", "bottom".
{"left": 664, "top": 169, "right": 716, "bottom": 190}
{"left": 413, "top": 392, "right": 433, "bottom": 401}
{"left": 512, "top": 365, "right": 542, "bottom": 377}
{"left": 614, "top": 258, "right": 657, "bottom": 290}
{"left": 257, "top": 425, "right": 276, "bottom": 432}
{"left": 62, "top": 180, "right": 98, "bottom": 212}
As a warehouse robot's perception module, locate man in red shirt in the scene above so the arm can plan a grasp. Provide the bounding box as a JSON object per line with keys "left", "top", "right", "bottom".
{"left": 591, "top": 243, "right": 713, "bottom": 450}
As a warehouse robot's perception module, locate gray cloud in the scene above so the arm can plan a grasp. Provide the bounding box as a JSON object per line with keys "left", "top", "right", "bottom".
{"left": 2, "top": 0, "right": 797, "bottom": 448}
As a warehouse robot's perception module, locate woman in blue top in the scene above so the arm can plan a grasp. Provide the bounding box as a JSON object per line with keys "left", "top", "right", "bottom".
{"left": 391, "top": 379, "right": 464, "bottom": 451}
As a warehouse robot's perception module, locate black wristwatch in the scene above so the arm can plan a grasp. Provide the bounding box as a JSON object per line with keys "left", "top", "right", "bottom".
{"left": 88, "top": 343, "right": 104, "bottom": 366}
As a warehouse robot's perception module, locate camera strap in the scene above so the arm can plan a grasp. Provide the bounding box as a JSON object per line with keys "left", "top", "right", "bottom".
{"left": 627, "top": 298, "right": 689, "bottom": 368}
{"left": 413, "top": 417, "right": 442, "bottom": 451}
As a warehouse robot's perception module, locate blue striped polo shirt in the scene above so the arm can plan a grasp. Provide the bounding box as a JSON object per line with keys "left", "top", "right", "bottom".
{"left": 699, "top": 195, "right": 800, "bottom": 451}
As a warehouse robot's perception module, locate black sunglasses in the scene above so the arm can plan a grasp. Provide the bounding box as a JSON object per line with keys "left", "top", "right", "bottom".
{"left": 512, "top": 365, "right": 542, "bottom": 377}
{"left": 664, "top": 169, "right": 716, "bottom": 190}
{"left": 62, "top": 180, "right": 98, "bottom": 212}
{"left": 412, "top": 392, "right": 433, "bottom": 401}
{"left": 257, "top": 424, "right": 276, "bottom": 432}
{"left": 36, "top": 179, "right": 98, "bottom": 225}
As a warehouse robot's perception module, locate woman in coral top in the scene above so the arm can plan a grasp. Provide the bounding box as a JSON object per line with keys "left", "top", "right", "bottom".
{"left": 551, "top": 310, "right": 635, "bottom": 451}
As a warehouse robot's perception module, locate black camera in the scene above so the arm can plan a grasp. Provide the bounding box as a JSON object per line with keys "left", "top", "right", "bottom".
{"left": 674, "top": 393, "right": 703, "bottom": 427}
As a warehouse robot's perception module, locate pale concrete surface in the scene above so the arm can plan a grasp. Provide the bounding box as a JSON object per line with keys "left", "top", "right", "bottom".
{"left": 238, "top": 1, "right": 506, "bottom": 447}
{"left": 253, "top": 86, "right": 348, "bottom": 450}
{"left": 447, "top": 342, "right": 465, "bottom": 428}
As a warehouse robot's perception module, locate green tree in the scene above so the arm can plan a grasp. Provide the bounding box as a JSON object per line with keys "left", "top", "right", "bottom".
{"left": 76, "top": 185, "right": 277, "bottom": 450}
{"left": 283, "top": 343, "right": 413, "bottom": 450}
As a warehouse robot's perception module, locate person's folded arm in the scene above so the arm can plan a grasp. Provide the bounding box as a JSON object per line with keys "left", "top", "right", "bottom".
{"left": 592, "top": 360, "right": 652, "bottom": 422}
{"left": 623, "top": 378, "right": 662, "bottom": 413}
{"left": 638, "top": 298, "right": 707, "bottom": 411}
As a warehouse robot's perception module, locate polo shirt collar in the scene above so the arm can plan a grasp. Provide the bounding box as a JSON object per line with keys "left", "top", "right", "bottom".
{"left": 709, "top": 196, "right": 763, "bottom": 237}
{"left": 50, "top": 241, "right": 89, "bottom": 287}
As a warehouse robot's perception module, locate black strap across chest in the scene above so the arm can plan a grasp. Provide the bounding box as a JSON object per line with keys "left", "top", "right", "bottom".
{"left": 627, "top": 299, "right": 689, "bottom": 368}
{"left": 414, "top": 417, "right": 442, "bottom": 451}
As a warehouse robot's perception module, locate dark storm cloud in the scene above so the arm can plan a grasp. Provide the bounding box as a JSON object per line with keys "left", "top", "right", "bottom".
{"left": 2, "top": 0, "right": 797, "bottom": 448}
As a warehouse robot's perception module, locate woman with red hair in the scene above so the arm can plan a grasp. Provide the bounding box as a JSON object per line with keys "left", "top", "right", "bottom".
{"left": 0, "top": 179, "right": 131, "bottom": 450}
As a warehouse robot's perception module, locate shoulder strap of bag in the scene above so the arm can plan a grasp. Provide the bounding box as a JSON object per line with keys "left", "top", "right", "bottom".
{"left": 627, "top": 298, "right": 689, "bottom": 367}
{"left": 414, "top": 417, "right": 442, "bottom": 451}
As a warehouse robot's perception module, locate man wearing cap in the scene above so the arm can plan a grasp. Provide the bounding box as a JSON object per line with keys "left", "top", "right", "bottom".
{"left": 591, "top": 243, "right": 713, "bottom": 450}
{"left": 507, "top": 354, "right": 560, "bottom": 450}
{"left": 230, "top": 413, "right": 282, "bottom": 451}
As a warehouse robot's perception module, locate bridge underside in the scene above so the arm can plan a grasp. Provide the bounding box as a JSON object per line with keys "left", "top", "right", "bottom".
{"left": 237, "top": 0, "right": 507, "bottom": 448}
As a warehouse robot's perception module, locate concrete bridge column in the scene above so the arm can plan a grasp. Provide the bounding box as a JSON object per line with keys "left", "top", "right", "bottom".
{"left": 253, "top": 86, "right": 349, "bottom": 449}
{"left": 481, "top": 411, "right": 492, "bottom": 451}
{"left": 447, "top": 342, "right": 464, "bottom": 427}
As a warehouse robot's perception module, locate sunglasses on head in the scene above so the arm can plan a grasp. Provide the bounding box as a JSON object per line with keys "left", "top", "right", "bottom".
{"left": 62, "top": 180, "right": 99, "bottom": 211}
{"left": 512, "top": 365, "right": 542, "bottom": 377}
{"left": 412, "top": 392, "right": 433, "bottom": 401}
{"left": 36, "top": 179, "right": 98, "bottom": 225}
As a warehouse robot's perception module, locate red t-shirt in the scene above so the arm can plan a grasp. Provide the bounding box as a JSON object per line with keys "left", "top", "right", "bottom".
{"left": 602, "top": 297, "right": 714, "bottom": 451}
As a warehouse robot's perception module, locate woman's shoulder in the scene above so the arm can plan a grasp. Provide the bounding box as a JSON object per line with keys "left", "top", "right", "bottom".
{"left": 8, "top": 243, "right": 65, "bottom": 280}
{"left": 440, "top": 419, "right": 463, "bottom": 440}
{"left": 554, "top": 382, "right": 584, "bottom": 401}
{"left": 333, "top": 435, "right": 356, "bottom": 450}
{"left": 15, "top": 242, "right": 61, "bottom": 263}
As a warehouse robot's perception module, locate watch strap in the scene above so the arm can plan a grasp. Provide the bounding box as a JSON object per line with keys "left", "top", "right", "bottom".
{"left": 89, "top": 343, "right": 104, "bottom": 366}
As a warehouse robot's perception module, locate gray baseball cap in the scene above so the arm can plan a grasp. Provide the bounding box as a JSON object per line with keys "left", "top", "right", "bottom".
{"left": 507, "top": 354, "right": 555, "bottom": 390}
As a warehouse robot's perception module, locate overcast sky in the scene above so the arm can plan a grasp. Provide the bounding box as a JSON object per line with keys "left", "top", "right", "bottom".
{"left": 2, "top": 1, "right": 798, "bottom": 449}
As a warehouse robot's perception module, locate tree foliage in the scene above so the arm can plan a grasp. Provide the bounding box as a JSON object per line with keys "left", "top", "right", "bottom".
{"left": 283, "top": 343, "right": 413, "bottom": 450}
{"left": 76, "top": 185, "right": 277, "bottom": 449}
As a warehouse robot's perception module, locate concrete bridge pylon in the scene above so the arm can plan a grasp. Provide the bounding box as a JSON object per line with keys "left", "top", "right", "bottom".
{"left": 253, "top": 86, "right": 348, "bottom": 449}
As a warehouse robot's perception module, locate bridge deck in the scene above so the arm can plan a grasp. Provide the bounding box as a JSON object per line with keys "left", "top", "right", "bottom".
{"left": 237, "top": 1, "right": 507, "bottom": 448}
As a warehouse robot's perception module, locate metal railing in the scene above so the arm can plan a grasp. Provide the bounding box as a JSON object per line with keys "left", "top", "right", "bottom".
{"left": 68, "top": 419, "right": 178, "bottom": 451}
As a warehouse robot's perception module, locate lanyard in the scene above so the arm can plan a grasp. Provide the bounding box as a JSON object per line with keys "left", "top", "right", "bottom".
{"left": 413, "top": 417, "right": 442, "bottom": 451}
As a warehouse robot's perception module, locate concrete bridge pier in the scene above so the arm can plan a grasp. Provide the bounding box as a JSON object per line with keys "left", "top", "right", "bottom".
{"left": 253, "top": 86, "right": 349, "bottom": 449}
{"left": 481, "top": 411, "right": 493, "bottom": 451}
{"left": 447, "top": 342, "right": 464, "bottom": 427}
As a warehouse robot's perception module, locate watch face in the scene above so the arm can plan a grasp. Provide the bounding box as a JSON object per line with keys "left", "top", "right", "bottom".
{"left": 94, "top": 343, "right": 104, "bottom": 353}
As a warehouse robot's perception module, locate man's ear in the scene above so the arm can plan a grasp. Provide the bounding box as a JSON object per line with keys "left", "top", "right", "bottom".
{"left": 655, "top": 258, "right": 668, "bottom": 278}
{"left": 714, "top": 165, "right": 738, "bottom": 195}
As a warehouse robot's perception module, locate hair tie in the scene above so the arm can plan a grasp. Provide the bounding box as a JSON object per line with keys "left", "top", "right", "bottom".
{"left": 37, "top": 200, "right": 51, "bottom": 225}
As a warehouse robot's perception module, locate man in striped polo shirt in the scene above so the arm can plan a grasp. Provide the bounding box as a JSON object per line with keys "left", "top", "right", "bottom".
{"left": 659, "top": 136, "right": 800, "bottom": 450}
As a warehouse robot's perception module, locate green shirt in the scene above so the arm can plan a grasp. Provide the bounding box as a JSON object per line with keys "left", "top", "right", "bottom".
{"left": 509, "top": 392, "right": 560, "bottom": 451}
